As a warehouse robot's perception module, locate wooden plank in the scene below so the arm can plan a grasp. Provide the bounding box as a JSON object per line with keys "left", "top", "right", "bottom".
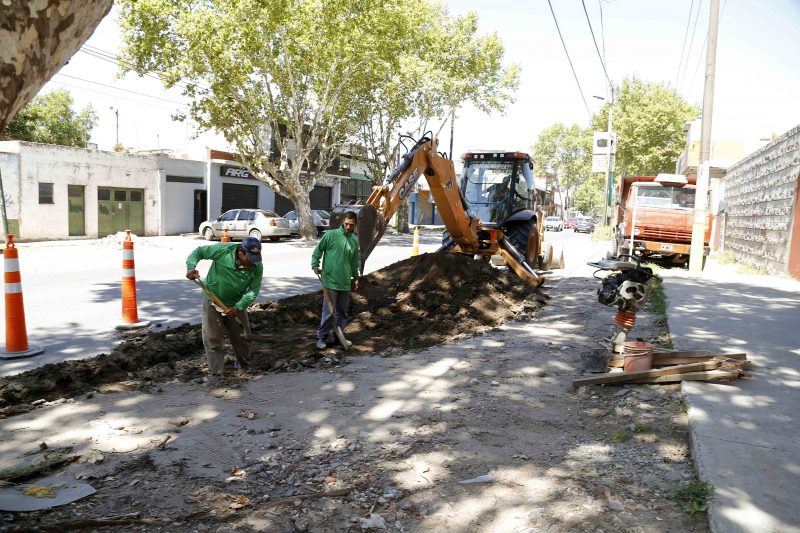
{"left": 628, "top": 369, "right": 743, "bottom": 384}
{"left": 572, "top": 359, "right": 725, "bottom": 387}
{"left": 608, "top": 352, "right": 748, "bottom": 368}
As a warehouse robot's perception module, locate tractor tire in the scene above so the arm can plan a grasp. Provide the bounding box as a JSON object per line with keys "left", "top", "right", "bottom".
{"left": 506, "top": 217, "right": 537, "bottom": 258}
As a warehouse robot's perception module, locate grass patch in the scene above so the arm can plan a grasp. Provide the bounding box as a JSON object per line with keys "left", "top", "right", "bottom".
{"left": 609, "top": 430, "right": 629, "bottom": 444}
{"left": 674, "top": 479, "right": 714, "bottom": 514}
{"left": 715, "top": 250, "right": 736, "bottom": 264}
{"left": 645, "top": 267, "right": 673, "bottom": 349}
{"left": 591, "top": 224, "right": 613, "bottom": 242}
{"left": 736, "top": 262, "right": 771, "bottom": 275}
{"left": 634, "top": 423, "right": 654, "bottom": 434}
{"left": 681, "top": 401, "right": 690, "bottom": 414}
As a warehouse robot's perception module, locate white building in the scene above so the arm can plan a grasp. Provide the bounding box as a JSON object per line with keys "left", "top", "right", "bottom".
{"left": 0, "top": 141, "right": 356, "bottom": 241}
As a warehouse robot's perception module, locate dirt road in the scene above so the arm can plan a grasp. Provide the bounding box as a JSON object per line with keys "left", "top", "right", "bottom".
{"left": 0, "top": 256, "right": 706, "bottom": 532}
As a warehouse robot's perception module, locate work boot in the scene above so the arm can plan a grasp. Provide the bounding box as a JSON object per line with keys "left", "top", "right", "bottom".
{"left": 316, "top": 339, "right": 327, "bottom": 350}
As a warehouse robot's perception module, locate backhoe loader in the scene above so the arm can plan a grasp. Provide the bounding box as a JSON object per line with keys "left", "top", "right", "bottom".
{"left": 332, "top": 136, "right": 561, "bottom": 286}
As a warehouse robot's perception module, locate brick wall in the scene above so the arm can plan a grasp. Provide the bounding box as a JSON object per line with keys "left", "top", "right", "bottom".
{"left": 723, "top": 125, "right": 800, "bottom": 274}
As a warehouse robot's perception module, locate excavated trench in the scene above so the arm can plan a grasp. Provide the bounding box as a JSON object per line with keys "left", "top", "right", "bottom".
{"left": 0, "top": 253, "right": 547, "bottom": 417}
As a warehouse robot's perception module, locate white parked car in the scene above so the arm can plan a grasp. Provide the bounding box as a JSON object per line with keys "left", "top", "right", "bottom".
{"left": 199, "top": 208, "right": 291, "bottom": 242}
{"left": 544, "top": 216, "right": 564, "bottom": 232}
{"left": 282, "top": 209, "right": 331, "bottom": 237}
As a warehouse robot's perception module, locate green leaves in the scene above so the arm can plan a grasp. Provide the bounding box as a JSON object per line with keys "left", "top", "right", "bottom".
{"left": 3, "top": 90, "right": 97, "bottom": 147}
{"left": 533, "top": 77, "right": 699, "bottom": 215}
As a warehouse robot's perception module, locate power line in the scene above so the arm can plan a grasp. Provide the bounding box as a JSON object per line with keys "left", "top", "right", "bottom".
{"left": 546, "top": 0, "right": 592, "bottom": 118}
{"left": 678, "top": 0, "right": 705, "bottom": 91}
{"left": 47, "top": 79, "right": 188, "bottom": 111}
{"left": 54, "top": 73, "right": 188, "bottom": 106}
{"left": 78, "top": 45, "right": 210, "bottom": 92}
{"left": 581, "top": 0, "right": 612, "bottom": 87}
{"left": 675, "top": 0, "right": 695, "bottom": 88}
{"left": 598, "top": 0, "right": 607, "bottom": 68}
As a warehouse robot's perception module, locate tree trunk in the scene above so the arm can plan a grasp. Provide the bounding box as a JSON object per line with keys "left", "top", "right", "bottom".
{"left": 396, "top": 198, "right": 410, "bottom": 234}
{"left": 0, "top": 1, "right": 112, "bottom": 130}
{"left": 291, "top": 193, "right": 316, "bottom": 240}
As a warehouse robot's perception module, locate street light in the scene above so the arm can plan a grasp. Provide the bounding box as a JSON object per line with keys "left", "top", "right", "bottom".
{"left": 593, "top": 90, "right": 614, "bottom": 226}
{"left": 109, "top": 106, "right": 119, "bottom": 146}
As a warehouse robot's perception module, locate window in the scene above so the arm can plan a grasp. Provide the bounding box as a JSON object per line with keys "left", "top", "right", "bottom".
{"left": 260, "top": 210, "right": 280, "bottom": 218}
{"left": 237, "top": 210, "right": 254, "bottom": 221}
{"left": 98, "top": 188, "right": 111, "bottom": 201}
{"left": 219, "top": 210, "right": 238, "bottom": 221}
{"left": 114, "top": 190, "right": 127, "bottom": 202}
{"left": 39, "top": 183, "right": 54, "bottom": 204}
{"left": 129, "top": 191, "right": 142, "bottom": 202}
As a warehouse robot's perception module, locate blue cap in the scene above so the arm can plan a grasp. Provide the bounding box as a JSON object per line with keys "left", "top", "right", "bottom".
{"left": 240, "top": 236, "right": 262, "bottom": 263}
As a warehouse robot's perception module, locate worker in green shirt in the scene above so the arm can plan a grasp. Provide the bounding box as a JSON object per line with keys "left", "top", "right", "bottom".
{"left": 186, "top": 236, "right": 263, "bottom": 375}
{"left": 311, "top": 211, "right": 360, "bottom": 349}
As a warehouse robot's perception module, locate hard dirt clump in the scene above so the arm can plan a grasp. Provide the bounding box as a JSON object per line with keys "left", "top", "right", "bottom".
{"left": 0, "top": 252, "right": 547, "bottom": 416}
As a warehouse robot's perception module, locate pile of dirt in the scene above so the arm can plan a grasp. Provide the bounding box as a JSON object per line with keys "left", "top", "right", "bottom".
{"left": 0, "top": 253, "right": 547, "bottom": 416}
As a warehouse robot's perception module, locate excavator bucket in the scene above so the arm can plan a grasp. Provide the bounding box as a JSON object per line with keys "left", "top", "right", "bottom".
{"left": 330, "top": 204, "right": 387, "bottom": 275}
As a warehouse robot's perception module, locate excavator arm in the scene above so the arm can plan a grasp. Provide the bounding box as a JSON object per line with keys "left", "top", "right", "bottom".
{"left": 335, "top": 137, "right": 479, "bottom": 272}
{"left": 333, "top": 137, "right": 544, "bottom": 286}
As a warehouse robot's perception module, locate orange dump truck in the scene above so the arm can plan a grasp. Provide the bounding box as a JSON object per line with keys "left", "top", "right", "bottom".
{"left": 609, "top": 174, "right": 712, "bottom": 267}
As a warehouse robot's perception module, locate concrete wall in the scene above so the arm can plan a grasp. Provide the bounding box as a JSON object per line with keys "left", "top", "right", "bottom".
{"left": 207, "top": 160, "right": 276, "bottom": 217}
{"left": 158, "top": 157, "right": 206, "bottom": 235}
{"left": 0, "top": 141, "right": 161, "bottom": 240}
{"left": 722, "top": 125, "right": 800, "bottom": 275}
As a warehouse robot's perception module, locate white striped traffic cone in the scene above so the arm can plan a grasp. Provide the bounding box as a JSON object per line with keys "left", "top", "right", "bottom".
{"left": 116, "top": 230, "right": 150, "bottom": 330}
{"left": 1, "top": 235, "right": 43, "bottom": 359}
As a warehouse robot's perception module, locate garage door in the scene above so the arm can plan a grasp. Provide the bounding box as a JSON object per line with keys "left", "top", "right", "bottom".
{"left": 222, "top": 183, "right": 258, "bottom": 213}
{"left": 275, "top": 185, "right": 332, "bottom": 215}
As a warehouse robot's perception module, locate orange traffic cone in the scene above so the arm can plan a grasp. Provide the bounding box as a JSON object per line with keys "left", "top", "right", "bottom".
{"left": 1, "top": 235, "right": 43, "bottom": 359}
{"left": 221, "top": 227, "right": 230, "bottom": 242}
{"left": 117, "top": 230, "right": 150, "bottom": 330}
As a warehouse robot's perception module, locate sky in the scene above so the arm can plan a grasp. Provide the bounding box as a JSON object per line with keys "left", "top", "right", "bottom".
{"left": 41, "top": 0, "right": 800, "bottom": 162}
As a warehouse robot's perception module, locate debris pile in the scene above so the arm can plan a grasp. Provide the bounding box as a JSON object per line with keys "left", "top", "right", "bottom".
{"left": 573, "top": 351, "right": 750, "bottom": 388}
{"left": 0, "top": 252, "right": 547, "bottom": 416}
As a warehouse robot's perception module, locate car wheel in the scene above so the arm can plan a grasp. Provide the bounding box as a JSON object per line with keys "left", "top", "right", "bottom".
{"left": 249, "top": 229, "right": 262, "bottom": 241}
{"left": 203, "top": 227, "right": 214, "bottom": 241}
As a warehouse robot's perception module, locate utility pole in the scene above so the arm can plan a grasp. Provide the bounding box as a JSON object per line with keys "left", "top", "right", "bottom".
{"left": 604, "top": 86, "right": 614, "bottom": 226}
{"left": 449, "top": 109, "right": 455, "bottom": 158}
{"left": 689, "top": 0, "right": 720, "bottom": 272}
{"left": 110, "top": 106, "right": 119, "bottom": 146}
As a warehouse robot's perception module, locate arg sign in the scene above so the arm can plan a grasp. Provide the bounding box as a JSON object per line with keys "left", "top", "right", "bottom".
{"left": 220, "top": 165, "right": 253, "bottom": 179}
{"left": 592, "top": 132, "right": 617, "bottom": 173}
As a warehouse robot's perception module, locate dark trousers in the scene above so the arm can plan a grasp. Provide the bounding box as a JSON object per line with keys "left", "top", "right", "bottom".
{"left": 316, "top": 289, "right": 350, "bottom": 340}
{"left": 201, "top": 297, "right": 251, "bottom": 374}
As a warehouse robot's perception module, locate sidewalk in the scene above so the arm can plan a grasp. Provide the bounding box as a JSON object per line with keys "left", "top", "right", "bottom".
{"left": 661, "top": 259, "right": 800, "bottom": 533}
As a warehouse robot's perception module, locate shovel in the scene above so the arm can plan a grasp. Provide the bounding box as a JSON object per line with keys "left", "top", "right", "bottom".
{"left": 191, "top": 278, "right": 253, "bottom": 343}
{"left": 315, "top": 272, "right": 350, "bottom": 351}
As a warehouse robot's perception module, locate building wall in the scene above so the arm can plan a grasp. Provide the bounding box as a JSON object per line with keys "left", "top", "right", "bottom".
{"left": 0, "top": 141, "right": 161, "bottom": 240}
{"left": 207, "top": 160, "right": 276, "bottom": 217}
{"left": 158, "top": 157, "right": 206, "bottom": 235}
{"left": 722, "top": 124, "right": 800, "bottom": 276}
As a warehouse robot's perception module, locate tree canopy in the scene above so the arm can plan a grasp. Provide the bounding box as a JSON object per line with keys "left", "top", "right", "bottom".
{"left": 592, "top": 78, "right": 700, "bottom": 177}
{"left": 117, "top": 0, "right": 516, "bottom": 238}
{"left": 532, "top": 78, "right": 699, "bottom": 216}
{"left": 3, "top": 89, "right": 97, "bottom": 147}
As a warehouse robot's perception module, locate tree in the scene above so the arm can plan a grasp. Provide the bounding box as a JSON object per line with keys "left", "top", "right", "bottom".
{"left": 592, "top": 78, "right": 700, "bottom": 177}
{"left": 118, "top": 0, "right": 440, "bottom": 239}
{"left": 532, "top": 123, "right": 591, "bottom": 211}
{"left": 356, "top": 7, "right": 519, "bottom": 233}
{"left": 3, "top": 89, "right": 97, "bottom": 147}
{"left": 0, "top": 0, "right": 111, "bottom": 131}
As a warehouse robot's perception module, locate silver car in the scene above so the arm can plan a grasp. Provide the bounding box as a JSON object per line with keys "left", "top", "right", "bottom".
{"left": 199, "top": 209, "right": 291, "bottom": 242}
{"left": 283, "top": 209, "right": 331, "bottom": 237}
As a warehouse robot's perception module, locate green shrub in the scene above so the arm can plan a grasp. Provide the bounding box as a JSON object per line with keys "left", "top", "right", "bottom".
{"left": 674, "top": 479, "right": 714, "bottom": 514}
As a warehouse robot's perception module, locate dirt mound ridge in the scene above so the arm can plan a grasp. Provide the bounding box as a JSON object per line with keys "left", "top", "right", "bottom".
{"left": 0, "top": 252, "right": 547, "bottom": 416}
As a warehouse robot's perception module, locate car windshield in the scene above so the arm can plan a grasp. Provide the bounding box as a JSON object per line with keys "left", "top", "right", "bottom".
{"left": 462, "top": 159, "right": 532, "bottom": 224}
{"left": 546, "top": 217, "right": 560, "bottom": 222}
{"left": 316, "top": 210, "right": 330, "bottom": 218}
